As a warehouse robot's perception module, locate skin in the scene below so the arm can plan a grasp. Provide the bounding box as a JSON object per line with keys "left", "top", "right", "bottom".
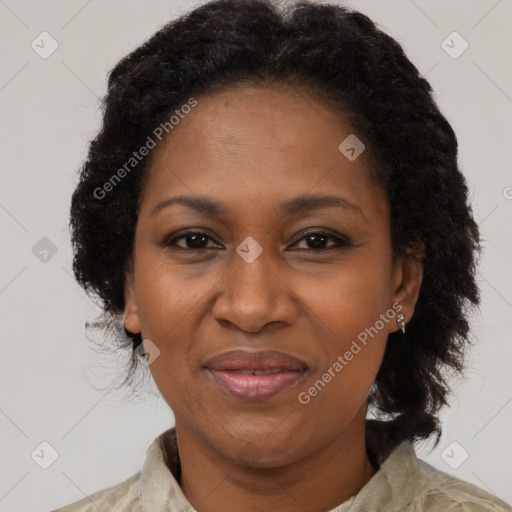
{"left": 124, "top": 84, "right": 423, "bottom": 512}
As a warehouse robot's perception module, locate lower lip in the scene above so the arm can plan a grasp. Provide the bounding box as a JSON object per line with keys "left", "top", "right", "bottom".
{"left": 207, "top": 369, "right": 305, "bottom": 400}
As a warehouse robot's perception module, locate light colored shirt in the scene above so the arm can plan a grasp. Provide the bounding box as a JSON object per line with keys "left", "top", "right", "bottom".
{"left": 53, "top": 427, "right": 512, "bottom": 511}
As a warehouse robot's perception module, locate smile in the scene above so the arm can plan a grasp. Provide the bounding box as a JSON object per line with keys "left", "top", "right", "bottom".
{"left": 203, "top": 349, "right": 308, "bottom": 400}
{"left": 207, "top": 368, "right": 306, "bottom": 400}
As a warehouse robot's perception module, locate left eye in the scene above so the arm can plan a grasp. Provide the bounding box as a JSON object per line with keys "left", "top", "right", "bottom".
{"left": 292, "top": 232, "right": 351, "bottom": 251}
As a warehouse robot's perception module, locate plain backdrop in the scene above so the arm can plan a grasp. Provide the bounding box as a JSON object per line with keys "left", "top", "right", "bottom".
{"left": 1, "top": 0, "right": 511, "bottom": 510}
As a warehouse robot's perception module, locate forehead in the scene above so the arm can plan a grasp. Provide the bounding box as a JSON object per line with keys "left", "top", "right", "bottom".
{"left": 140, "top": 84, "right": 386, "bottom": 220}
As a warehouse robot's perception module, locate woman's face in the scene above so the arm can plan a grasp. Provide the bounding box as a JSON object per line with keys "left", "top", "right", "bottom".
{"left": 124, "top": 85, "right": 420, "bottom": 467}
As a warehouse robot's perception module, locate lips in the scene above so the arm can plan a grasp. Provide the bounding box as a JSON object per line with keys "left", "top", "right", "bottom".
{"left": 203, "top": 350, "right": 307, "bottom": 400}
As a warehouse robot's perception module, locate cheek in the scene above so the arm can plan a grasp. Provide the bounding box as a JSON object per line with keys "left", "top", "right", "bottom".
{"left": 296, "top": 247, "right": 392, "bottom": 409}
{"left": 131, "top": 248, "right": 224, "bottom": 410}
{"left": 132, "top": 258, "right": 193, "bottom": 360}
{"left": 133, "top": 251, "right": 217, "bottom": 338}
{"left": 134, "top": 264, "right": 206, "bottom": 421}
{"left": 303, "top": 245, "right": 393, "bottom": 344}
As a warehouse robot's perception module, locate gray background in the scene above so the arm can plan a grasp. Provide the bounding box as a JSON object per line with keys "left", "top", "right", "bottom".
{"left": 1, "top": 0, "right": 511, "bottom": 510}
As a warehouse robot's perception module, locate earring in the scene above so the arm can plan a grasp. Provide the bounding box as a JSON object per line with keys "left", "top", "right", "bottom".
{"left": 396, "top": 313, "right": 406, "bottom": 334}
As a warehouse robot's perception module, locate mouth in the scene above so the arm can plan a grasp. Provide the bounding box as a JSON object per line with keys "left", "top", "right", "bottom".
{"left": 203, "top": 349, "right": 308, "bottom": 401}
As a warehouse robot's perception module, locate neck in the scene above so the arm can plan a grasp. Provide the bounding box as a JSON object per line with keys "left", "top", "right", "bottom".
{"left": 174, "top": 414, "right": 377, "bottom": 512}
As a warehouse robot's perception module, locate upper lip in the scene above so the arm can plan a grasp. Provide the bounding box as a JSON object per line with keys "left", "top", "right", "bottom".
{"left": 203, "top": 349, "right": 308, "bottom": 371}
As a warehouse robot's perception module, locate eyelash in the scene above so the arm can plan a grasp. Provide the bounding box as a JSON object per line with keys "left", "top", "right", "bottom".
{"left": 159, "top": 229, "right": 352, "bottom": 252}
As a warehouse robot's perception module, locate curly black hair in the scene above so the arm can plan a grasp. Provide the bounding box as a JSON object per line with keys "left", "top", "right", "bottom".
{"left": 70, "top": 0, "right": 480, "bottom": 446}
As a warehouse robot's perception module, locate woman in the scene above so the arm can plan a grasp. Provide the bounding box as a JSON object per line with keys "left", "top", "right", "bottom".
{"left": 55, "top": 0, "right": 511, "bottom": 510}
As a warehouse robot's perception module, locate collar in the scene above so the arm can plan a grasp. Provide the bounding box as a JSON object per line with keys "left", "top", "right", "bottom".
{"left": 138, "top": 428, "right": 191, "bottom": 512}
{"left": 138, "top": 426, "right": 422, "bottom": 512}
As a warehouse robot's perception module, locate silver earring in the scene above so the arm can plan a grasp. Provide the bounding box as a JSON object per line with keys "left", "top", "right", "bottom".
{"left": 396, "top": 313, "right": 406, "bottom": 334}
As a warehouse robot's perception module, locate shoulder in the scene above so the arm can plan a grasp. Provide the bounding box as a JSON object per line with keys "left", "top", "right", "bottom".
{"left": 410, "top": 451, "right": 511, "bottom": 511}
{"left": 51, "top": 472, "right": 141, "bottom": 512}
{"left": 372, "top": 441, "right": 512, "bottom": 511}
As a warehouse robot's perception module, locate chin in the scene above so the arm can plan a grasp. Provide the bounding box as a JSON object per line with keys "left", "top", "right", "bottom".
{"left": 204, "top": 416, "right": 310, "bottom": 467}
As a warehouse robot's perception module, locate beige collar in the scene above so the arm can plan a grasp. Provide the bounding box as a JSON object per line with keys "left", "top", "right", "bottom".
{"left": 137, "top": 427, "right": 421, "bottom": 512}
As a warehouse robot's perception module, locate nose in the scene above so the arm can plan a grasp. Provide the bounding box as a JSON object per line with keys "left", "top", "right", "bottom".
{"left": 212, "top": 245, "right": 298, "bottom": 333}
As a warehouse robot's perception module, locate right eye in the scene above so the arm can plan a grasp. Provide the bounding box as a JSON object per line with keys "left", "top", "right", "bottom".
{"left": 160, "top": 230, "right": 222, "bottom": 251}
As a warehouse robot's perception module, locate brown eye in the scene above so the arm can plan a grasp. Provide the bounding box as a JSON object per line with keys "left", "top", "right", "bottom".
{"left": 292, "top": 231, "right": 352, "bottom": 251}
{"left": 161, "top": 231, "right": 220, "bottom": 250}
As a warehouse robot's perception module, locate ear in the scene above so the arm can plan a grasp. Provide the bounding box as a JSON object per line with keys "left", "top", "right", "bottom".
{"left": 124, "top": 269, "right": 141, "bottom": 334}
{"left": 389, "top": 244, "right": 423, "bottom": 333}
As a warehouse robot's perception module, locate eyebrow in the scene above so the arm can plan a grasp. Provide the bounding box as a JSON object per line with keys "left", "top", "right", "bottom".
{"left": 150, "top": 193, "right": 363, "bottom": 218}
